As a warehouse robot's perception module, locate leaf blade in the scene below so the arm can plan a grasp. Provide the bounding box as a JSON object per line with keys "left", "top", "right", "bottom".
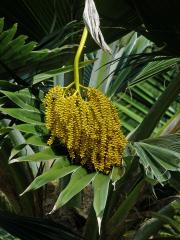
{"left": 51, "top": 167, "right": 96, "bottom": 212}
{"left": 93, "top": 173, "right": 110, "bottom": 233}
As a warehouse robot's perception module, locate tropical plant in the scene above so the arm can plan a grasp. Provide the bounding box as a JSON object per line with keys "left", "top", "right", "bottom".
{"left": 0, "top": 1, "right": 180, "bottom": 240}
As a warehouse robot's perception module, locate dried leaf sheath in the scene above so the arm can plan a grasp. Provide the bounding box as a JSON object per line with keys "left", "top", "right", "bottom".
{"left": 83, "top": 0, "right": 112, "bottom": 53}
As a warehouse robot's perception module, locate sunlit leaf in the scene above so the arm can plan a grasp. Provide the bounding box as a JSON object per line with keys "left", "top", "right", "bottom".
{"left": 21, "top": 157, "right": 79, "bottom": 195}
{"left": 26, "top": 135, "right": 47, "bottom": 146}
{"left": 51, "top": 167, "right": 96, "bottom": 212}
{"left": 93, "top": 173, "right": 110, "bottom": 233}
{"left": 0, "top": 108, "right": 43, "bottom": 125}
{"left": 111, "top": 166, "right": 125, "bottom": 185}
{"left": 0, "top": 90, "right": 38, "bottom": 111}
{"left": 9, "top": 144, "right": 27, "bottom": 160}
{"left": 10, "top": 147, "right": 57, "bottom": 163}
{"left": 15, "top": 124, "right": 48, "bottom": 135}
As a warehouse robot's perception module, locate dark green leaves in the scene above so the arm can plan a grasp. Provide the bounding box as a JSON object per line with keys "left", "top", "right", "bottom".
{"left": 0, "top": 18, "right": 4, "bottom": 33}
{"left": 133, "top": 200, "right": 180, "bottom": 240}
{"left": 0, "top": 228, "right": 20, "bottom": 240}
{"left": 0, "top": 23, "right": 17, "bottom": 55}
{"left": 0, "top": 89, "right": 43, "bottom": 125}
{"left": 108, "top": 180, "right": 144, "bottom": 229}
{"left": 130, "top": 58, "right": 180, "bottom": 87}
{"left": 0, "top": 81, "right": 22, "bottom": 91}
{"left": 0, "top": 211, "right": 83, "bottom": 240}
{"left": 0, "top": 18, "right": 76, "bottom": 82}
{"left": 0, "top": 90, "right": 38, "bottom": 111}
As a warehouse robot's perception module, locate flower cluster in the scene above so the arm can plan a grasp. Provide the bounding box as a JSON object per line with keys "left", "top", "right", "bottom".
{"left": 43, "top": 86, "right": 127, "bottom": 174}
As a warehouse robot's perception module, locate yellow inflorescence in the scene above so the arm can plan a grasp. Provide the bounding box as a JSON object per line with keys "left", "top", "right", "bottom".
{"left": 43, "top": 86, "right": 127, "bottom": 174}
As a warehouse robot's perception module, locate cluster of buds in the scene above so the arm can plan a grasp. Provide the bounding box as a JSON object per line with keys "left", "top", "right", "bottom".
{"left": 44, "top": 86, "right": 127, "bottom": 174}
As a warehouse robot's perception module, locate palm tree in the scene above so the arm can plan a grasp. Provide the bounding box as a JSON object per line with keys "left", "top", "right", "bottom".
{"left": 0, "top": 1, "right": 179, "bottom": 239}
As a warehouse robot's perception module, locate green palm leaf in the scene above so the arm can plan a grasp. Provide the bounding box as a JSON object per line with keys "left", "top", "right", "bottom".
{"left": 134, "top": 134, "right": 180, "bottom": 184}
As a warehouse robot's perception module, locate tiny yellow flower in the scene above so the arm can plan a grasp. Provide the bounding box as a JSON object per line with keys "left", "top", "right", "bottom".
{"left": 43, "top": 86, "right": 127, "bottom": 174}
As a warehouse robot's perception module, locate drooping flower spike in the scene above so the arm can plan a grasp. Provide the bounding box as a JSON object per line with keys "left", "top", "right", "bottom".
{"left": 44, "top": 11, "right": 126, "bottom": 174}
{"left": 44, "top": 86, "right": 127, "bottom": 174}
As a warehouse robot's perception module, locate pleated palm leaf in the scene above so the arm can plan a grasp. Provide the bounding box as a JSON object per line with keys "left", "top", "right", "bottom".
{"left": 0, "top": 211, "right": 83, "bottom": 240}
